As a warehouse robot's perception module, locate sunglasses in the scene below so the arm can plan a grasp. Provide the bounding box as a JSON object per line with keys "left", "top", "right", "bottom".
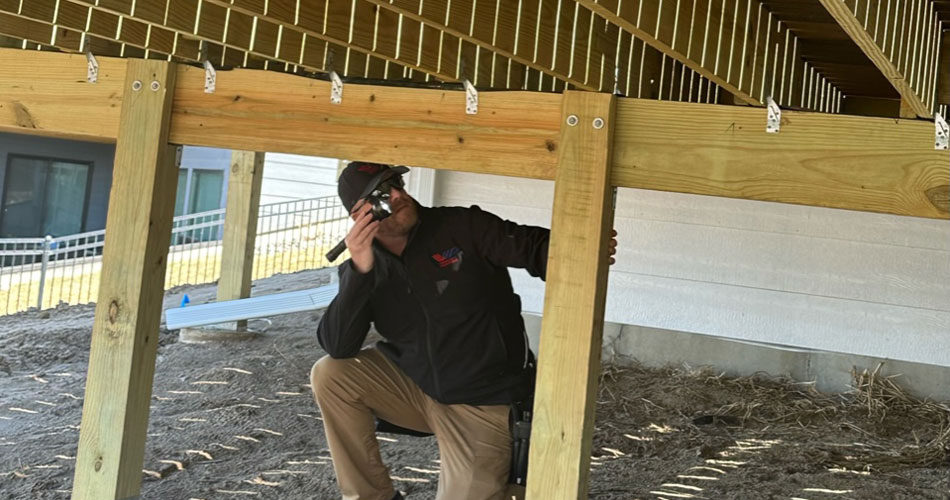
{"left": 371, "top": 174, "right": 405, "bottom": 197}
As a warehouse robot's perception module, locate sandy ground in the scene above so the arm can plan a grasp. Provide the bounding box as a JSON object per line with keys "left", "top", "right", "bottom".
{"left": 0, "top": 268, "right": 948, "bottom": 499}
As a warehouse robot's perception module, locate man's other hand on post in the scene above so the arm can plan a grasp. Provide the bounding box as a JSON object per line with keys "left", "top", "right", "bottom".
{"left": 608, "top": 229, "right": 618, "bottom": 266}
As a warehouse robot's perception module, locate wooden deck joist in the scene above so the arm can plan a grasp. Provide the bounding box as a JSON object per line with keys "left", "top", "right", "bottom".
{"left": 819, "top": 0, "right": 942, "bottom": 118}
{"left": 1, "top": 48, "right": 945, "bottom": 218}
{"left": 576, "top": 0, "right": 843, "bottom": 112}
{"left": 73, "top": 0, "right": 479, "bottom": 85}
{"left": 204, "top": 0, "right": 567, "bottom": 90}
{"left": 1, "top": 0, "right": 731, "bottom": 94}
{"left": 0, "top": 1, "right": 278, "bottom": 70}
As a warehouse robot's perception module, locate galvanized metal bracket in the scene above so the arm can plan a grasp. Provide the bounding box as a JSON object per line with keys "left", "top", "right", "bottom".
{"left": 199, "top": 41, "right": 215, "bottom": 93}
{"left": 464, "top": 79, "right": 478, "bottom": 115}
{"left": 766, "top": 96, "right": 781, "bottom": 134}
{"left": 85, "top": 51, "right": 99, "bottom": 83}
{"left": 935, "top": 113, "right": 949, "bottom": 151}
{"left": 330, "top": 71, "right": 343, "bottom": 105}
{"left": 203, "top": 60, "right": 216, "bottom": 93}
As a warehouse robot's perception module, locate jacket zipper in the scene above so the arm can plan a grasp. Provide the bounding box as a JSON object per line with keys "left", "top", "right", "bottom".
{"left": 397, "top": 215, "right": 443, "bottom": 401}
{"left": 404, "top": 266, "right": 441, "bottom": 401}
{"left": 417, "top": 293, "right": 442, "bottom": 401}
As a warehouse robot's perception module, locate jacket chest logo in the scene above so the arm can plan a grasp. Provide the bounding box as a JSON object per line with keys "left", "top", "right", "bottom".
{"left": 432, "top": 247, "right": 463, "bottom": 270}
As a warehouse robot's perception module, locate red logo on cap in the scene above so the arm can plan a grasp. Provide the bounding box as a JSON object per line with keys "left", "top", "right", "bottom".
{"left": 358, "top": 164, "right": 380, "bottom": 174}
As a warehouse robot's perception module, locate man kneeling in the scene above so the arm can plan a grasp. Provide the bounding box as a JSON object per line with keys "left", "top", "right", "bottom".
{"left": 310, "top": 162, "right": 549, "bottom": 500}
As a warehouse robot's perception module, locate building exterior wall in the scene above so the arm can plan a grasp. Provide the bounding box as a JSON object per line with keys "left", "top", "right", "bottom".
{"left": 259, "top": 153, "right": 341, "bottom": 205}
{"left": 434, "top": 171, "right": 950, "bottom": 368}
{"left": 0, "top": 132, "right": 115, "bottom": 235}
{"left": 0, "top": 136, "right": 344, "bottom": 240}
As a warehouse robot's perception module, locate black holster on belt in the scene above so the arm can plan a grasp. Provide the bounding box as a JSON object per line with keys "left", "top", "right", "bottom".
{"left": 508, "top": 395, "right": 533, "bottom": 486}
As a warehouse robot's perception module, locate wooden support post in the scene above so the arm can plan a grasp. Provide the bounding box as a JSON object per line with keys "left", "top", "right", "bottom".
{"left": 217, "top": 151, "right": 265, "bottom": 317}
{"left": 72, "top": 59, "right": 179, "bottom": 500}
{"left": 526, "top": 90, "right": 616, "bottom": 500}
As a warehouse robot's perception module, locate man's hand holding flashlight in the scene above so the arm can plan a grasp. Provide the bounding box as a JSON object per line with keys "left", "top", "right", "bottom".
{"left": 347, "top": 202, "right": 379, "bottom": 274}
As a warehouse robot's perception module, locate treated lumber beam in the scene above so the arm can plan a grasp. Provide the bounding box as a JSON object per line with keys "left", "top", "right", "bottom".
{"left": 72, "top": 59, "right": 179, "bottom": 499}
{"left": 218, "top": 150, "right": 265, "bottom": 313}
{"left": 0, "top": 49, "right": 124, "bottom": 142}
{"left": 612, "top": 99, "right": 950, "bottom": 219}
{"left": 526, "top": 90, "right": 616, "bottom": 500}
{"left": 819, "top": 0, "right": 937, "bottom": 118}
{"left": 168, "top": 61, "right": 563, "bottom": 179}
{"left": 574, "top": 0, "right": 841, "bottom": 111}
{"left": 1, "top": 49, "right": 944, "bottom": 219}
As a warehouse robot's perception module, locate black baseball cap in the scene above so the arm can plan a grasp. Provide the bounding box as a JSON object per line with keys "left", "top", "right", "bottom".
{"left": 337, "top": 161, "right": 409, "bottom": 212}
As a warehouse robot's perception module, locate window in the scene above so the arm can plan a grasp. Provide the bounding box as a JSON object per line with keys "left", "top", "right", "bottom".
{"left": 188, "top": 169, "right": 224, "bottom": 214}
{"left": 1, "top": 155, "right": 92, "bottom": 238}
{"left": 171, "top": 168, "right": 225, "bottom": 244}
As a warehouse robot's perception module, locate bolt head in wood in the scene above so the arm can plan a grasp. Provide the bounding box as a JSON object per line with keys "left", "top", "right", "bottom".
{"left": 566, "top": 115, "right": 579, "bottom": 126}
{"left": 592, "top": 117, "right": 605, "bottom": 129}
{"left": 150, "top": 81, "right": 160, "bottom": 91}
{"left": 132, "top": 80, "right": 142, "bottom": 91}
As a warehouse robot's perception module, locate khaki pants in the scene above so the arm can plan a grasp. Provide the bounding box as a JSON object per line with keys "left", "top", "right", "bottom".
{"left": 310, "top": 348, "right": 523, "bottom": 500}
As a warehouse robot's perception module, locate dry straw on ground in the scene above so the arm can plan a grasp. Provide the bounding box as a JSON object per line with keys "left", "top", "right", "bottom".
{"left": 597, "top": 362, "right": 950, "bottom": 472}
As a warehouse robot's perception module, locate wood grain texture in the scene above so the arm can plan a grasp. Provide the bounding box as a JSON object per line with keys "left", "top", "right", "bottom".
{"left": 72, "top": 59, "right": 179, "bottom": 500}
{"left": 168, "top": 63, "right": 562, "bottom": 179}
{"left": 819, "top": 0, "right": 931, "bottom": 118}
{"left": 526, "top": 91, "right": 616, "bottom": 500}
{"left": 611, "top": 98, "right": 950, "bottom": 219}
{"left": 218, "top": 151, "right": 265, "bottom": 305}
{"left": 0, "top": 49, "right": 124, "bottom": 142}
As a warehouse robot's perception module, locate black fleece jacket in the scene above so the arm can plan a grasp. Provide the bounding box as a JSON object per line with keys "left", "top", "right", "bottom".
{"left": 317, "top": 205, "right": 549, "bottom": 405}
